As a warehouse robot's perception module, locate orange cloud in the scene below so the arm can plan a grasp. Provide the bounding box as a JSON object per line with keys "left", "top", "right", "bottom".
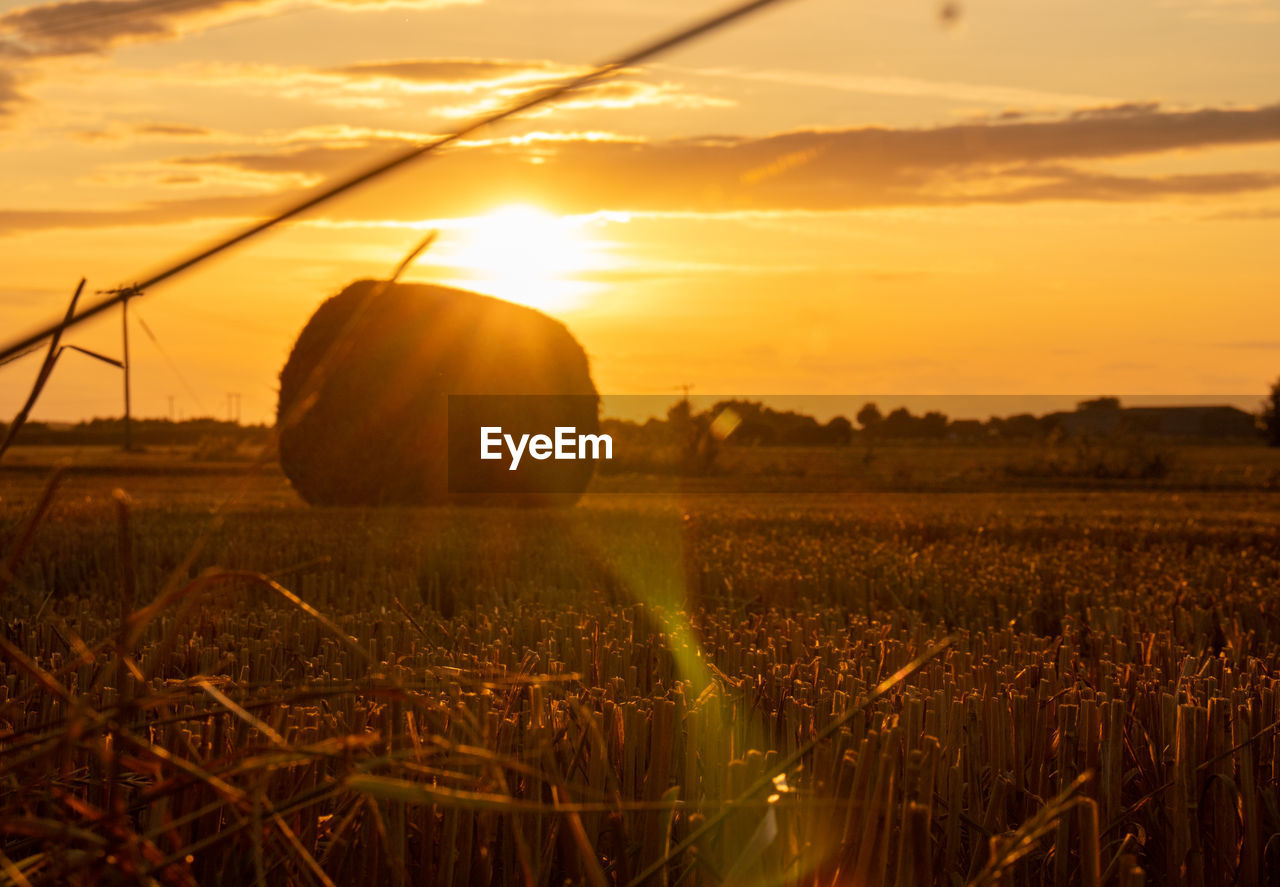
{"left": 321, "top": 57, "right": 731, "bottom": 116}
{"left": 0, "top": 0, "right": 476, "bottom": 59}
{"left": 5, "top": 102, "right": 1280, "bottom": 234}
{"left": 328, "top": 58, "right": 582, "bottom": 91}
{"left": 0, "top": 68, "right": 26, "bottom": 119}
{"left": 0, "top": 0, "right": 478, "bottom": 123}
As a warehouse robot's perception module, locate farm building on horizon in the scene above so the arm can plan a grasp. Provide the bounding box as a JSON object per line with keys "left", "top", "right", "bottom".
{"left": 1048, "top": 399, "right": 1258, "bottom": 440}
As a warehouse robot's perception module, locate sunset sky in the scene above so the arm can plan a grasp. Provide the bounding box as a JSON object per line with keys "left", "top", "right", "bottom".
{"left": 2, "top": 0, "right": 1278, "bottom": 424}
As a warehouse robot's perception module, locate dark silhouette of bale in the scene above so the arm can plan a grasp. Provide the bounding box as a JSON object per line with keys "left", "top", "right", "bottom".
{"left": 276, "top": 279, "right": 599, "bottom": 506}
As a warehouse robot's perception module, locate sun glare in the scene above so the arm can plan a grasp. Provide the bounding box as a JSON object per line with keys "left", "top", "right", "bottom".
{"left": 443, "top": 204, "right": 608, "bottom": 313}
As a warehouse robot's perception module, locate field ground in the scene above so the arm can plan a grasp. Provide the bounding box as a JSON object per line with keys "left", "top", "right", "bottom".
{"left": 4, "top": 440, "right": 1280, "bottom": 496}
{"left": 2, "top": 444, "right": 1279, "bottom": 885}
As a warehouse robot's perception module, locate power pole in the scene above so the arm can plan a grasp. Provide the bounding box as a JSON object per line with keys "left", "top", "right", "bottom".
{"left": 122, "top": 294, "right": 133, "bottom": 451}
{"left": 168, "top": 395, "right": 175, "bottom": 421}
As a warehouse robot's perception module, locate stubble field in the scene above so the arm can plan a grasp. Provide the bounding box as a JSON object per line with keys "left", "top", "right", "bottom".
{"left": 2, "top": 452, "right": 1279, "bottom": 886}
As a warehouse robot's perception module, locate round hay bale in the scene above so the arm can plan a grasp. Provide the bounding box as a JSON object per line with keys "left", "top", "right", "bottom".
{"left": 276, "top": 279, "right": 599, "bottom": 506}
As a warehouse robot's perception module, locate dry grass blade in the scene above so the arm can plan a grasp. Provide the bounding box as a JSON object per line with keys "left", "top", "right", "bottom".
{"left": 967, "top": 772, "right": 1093, "bottom": 887}
{"left": 0, "top": 849, "right": 36, "bottom": 887}
{"left": 126, "top": 569, "right": 372, "bottom": 665}
{"left": 197, "top": 679, "right": 288, "bottom": 749}
{"left": 270, "top": 811, "right": 339, "bottom": 887}
{"left": 0, "top": 279, "right": 84, "bottom": 462}
{"left": 626, "top": 636, "right": 955, "bottom": 887}
{"left": 347, "top": 775, "right": 690, "bottom": 814}
{"left": 554, "top": 784, "right": 610, "bottom": 887}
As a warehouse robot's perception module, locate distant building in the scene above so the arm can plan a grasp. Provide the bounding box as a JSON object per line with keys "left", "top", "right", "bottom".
{"left": 1049, "top": 404, "right": 1258, "bottom": 440}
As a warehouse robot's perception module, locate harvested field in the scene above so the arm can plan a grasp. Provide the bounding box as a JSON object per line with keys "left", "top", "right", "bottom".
{"left": 2, "top": 466, "right": 1279, "bottom": 885}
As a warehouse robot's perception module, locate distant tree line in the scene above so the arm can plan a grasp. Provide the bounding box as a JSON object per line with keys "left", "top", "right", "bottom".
{"left": 1, "top": 417, "right": 271, "bottom": 447}
{"left": 9, "top": 382, "right": 1279, "bottom": 452}
{"left": 603, "top": 394, "right": 1268, "bottom": 453}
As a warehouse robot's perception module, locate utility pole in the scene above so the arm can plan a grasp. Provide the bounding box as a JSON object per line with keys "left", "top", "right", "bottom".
{"left": 122, "top": 294, "right": 133, "bottom": 451}
{"left": 168, "top": 395, "right": 175, "bottom": 421}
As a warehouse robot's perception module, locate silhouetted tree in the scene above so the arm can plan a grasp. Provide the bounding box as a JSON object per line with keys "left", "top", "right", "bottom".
{"left": 881, "top": 407, "right": 919, "bottom": 438}
{"left": 1002, "top": 413, "right": 1043, "bottom": 439}
{"left": 706, "top": 400, "right": 830, "bottom": 445}
{"left": 824, "top": 415, "right": 854, "bottom": 445}
{"left": 856, "top": 402, "right": 882, "bottom": 432}
{"left": 920, "top": 411, "right": 949, "bottom": 439}
{"left": 1078, "top": 396, "right": 1121, "bottom": 411}
{"left": 1263, "top": 377, "right": 1280, "bottom": 447}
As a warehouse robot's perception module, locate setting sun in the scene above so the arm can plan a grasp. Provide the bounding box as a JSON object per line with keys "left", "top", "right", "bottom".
{"left": 437, "top": 204, "right": 609, "bottom": 313}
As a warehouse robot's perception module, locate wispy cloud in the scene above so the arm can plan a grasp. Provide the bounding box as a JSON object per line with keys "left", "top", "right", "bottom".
{"left": 323, "top": 57, "right": 732, "bottom": 116}
{"left": 72, "top": 120, "right": 215, "bottom": 141}
{"left": 168, "top": 142, "right": 381, "bottom": 186}
{"left": 0, "top": 192, "right": 276, "bottom": 233}
{"left": 6, "top": 101, "right": 1280, "bottom": 233}
{"left": 0, "top": 68, "right": 26, "bottom": 120}
{"left": 99, "top": 56, "right": 731, "bottom": 118}
{"left": 163, "top": 101, "right": 1280, "bottom": 211}
{"left": 0, "top": 0, "right": 477, "bottom": 60}
{"left": 1201, "top": 206, "right": 1280, "bottom": 221}
{"left": 0, "top": 0, "right": 478, "bottom": 123}
{"left": 76, "top": 126, "right": 637, "bottom": 189}
{"left": 1212, "top": 340, "right": 1280, "bottom": 349}
{"left": 328, "top": 57, "right": 582, "bottom": 91}
{"left": 435, "top": 79, "right": 732, "bottom": 119}
{"left": 669, "top": 65, "right": 1115, "bottom": 111}
{"left": 157, "top": 129, "right": 638, "bottom": 186}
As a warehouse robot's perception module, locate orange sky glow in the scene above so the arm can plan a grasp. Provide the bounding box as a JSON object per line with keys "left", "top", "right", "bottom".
{"left": 1, "top": 0, "right": 1278, "bottom": 423}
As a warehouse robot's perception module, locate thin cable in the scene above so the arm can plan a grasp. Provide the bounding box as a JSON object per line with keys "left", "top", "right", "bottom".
{"left": 135, "top": 312, "right": 208, "bottom": 414}
{"left": 0, "top": 0, "right": 798, "bottom": 365}
{"left": 0, "top": 344, "right": 43, "bottom": 368}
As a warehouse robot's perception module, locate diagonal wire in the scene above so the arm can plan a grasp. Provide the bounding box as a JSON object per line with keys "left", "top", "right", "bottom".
{"left": 0, "top": 0, "right": 799, "bottom": 367}
{"left": 134, "top": 311, "right": 209, "bottom": 414}
{"left": 0, "top": 344, "right": 44, "bottom": 368}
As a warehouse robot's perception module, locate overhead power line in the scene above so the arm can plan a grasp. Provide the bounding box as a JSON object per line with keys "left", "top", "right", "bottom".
{"left": 0, "top": 0, "right": 799, "bottom": 367}
{"left": 135, "top": 312, "right": 208, "bottom": 414}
